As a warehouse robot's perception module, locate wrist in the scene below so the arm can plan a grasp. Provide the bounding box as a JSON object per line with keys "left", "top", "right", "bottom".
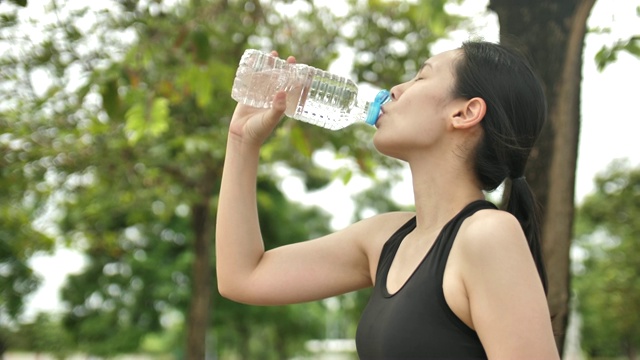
{"left": 226, "top": 131, "right": 262, "bottom": 156}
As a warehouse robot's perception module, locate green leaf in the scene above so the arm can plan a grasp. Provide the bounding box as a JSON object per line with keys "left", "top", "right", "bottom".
{"left": 177, "top": 67, "right": 213, "bottom": 108}
{"left": 191, "top": 30, "right": 211, "bottom": 63}
{"left": 624, "top": 36, "right": 640, "bottom": 57}
{"left": 290, "top": 125, "right": 312, "bottom": 158}
{"left": 101, "top": 79, "right": 121, "bottom": 119}
{"left": 124, "top": 103, "right": 145, "bottom": 144}
{"left": 9, "top": 0, "right": 28, "bottom": 7}
{"left": 124, "top": 97, "right": 170, "bottom": 144}
{"left": 338, "top": 168, "right": 353, "bottom": 185}
{"left": 149, "top": 97, "right": 170, "bottom": 137}
{"left": 595, "top": 36, "right": 640, "bottom": 71}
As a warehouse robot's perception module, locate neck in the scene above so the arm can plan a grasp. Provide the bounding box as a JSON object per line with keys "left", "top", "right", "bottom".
{"left": 408, "top": 158, "right": 485, "bottom": 233}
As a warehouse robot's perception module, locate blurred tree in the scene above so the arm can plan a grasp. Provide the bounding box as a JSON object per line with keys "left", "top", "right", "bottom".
{"left": 595, "top": 34, "right": 640, "bottom": 70}
{"left": 573, "top": 160, "right": 640, "bottom": 359}
{"left": 488, "top": 0, "right": 598, "bottom": 351}
{"left": 0, "top": 0, "right": 457, "bottom": 357}
{"left": 0, "top": 0, "right": 59, "bottom": 348}
{"left": 593, "top": 5, "right": 640, "bottom": 71}
{"left": 14, "top": 0, "right": 630, "bottom": 356}
{"left": 2, "top": 312, "right": 73, "bottom": 359}
{"left": 345, "top": 0, "right": 460, "bottom": 84}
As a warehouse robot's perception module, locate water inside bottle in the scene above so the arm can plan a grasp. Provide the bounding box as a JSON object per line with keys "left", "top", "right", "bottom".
{"left": 232, "top": 50, "right": 364, "bottom": 130}
{"left": 232, "top": 68, "right": 290, "bottom": 108}
{"left": 292, "top": 69, "right": 360, "bottom": 130}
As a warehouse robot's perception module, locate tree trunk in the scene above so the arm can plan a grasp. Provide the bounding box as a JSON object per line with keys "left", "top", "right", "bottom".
{"left": 187, "top": 201, "right": 213, "bottom": 359}
{"left": 0, "top": 335, "right": 5, "bottom": 360}
{"left": 488, "top": 0, "right": 596, "bottom": 354}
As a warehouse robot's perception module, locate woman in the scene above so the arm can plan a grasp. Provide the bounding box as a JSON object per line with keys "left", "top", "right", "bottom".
{"left": 216, "top": 41, "right": 559, "bottom": 359}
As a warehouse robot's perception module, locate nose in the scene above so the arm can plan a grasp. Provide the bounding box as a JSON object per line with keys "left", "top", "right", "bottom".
{"left": 390, "top": 83, "right": 402, "bottom": 100}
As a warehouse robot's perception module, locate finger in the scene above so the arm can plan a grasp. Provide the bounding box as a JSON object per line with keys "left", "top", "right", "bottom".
{"left": 286, "top": 55, "right": 296, "bottom": 64}
{"left": 270, "top": 90, "right": 287, "bottom": 114}
{"left": 258, "top": 91, "right": 286, "bottom": 136}
{"left": 259, "top": 91, "right": 287, "bottom": 131}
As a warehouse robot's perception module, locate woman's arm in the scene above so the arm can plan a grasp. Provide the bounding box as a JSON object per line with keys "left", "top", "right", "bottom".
{"left": 215, "top": 53, "right": 405, "bottom": 305}
{"left": 458, "top": 210, "right": 559, "bottom": 359}
{"left": 216, "top": 134, "right": 381, "bottom": 305}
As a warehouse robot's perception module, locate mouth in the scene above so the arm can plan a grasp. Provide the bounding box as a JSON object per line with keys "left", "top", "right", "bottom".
{"left": 367, "top": 89, "right": 390, "bottom": 127}
{"left": 379, "top": 106, "right": 388, "bottom": 119}
{"left": 374, "top": 110, "right": 385, "bottom": 128}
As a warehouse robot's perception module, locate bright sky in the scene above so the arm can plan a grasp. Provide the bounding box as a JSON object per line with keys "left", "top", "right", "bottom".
{"left": 22, "top": 0, "right": 640, "bottom": 319}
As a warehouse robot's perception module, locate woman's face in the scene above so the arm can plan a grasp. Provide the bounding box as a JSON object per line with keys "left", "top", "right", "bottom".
{"left": 373, "top": 49, "right": 463, "bottom": 161}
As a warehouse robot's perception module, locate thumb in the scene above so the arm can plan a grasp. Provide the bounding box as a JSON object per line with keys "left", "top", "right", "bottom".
{"left": 261, "top": 91, "right": 287, "bottom": 128}
{"left": 270, "top": 90, "right": 287, "bottom": 117}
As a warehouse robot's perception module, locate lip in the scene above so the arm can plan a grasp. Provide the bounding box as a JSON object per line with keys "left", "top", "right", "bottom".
{"left": 374, "top": 112, "right": 384, "bottom": 128}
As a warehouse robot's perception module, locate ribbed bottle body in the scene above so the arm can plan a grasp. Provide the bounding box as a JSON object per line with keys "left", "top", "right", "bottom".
{"left": 231, "top": 49, "right": 370, "bottom": 130}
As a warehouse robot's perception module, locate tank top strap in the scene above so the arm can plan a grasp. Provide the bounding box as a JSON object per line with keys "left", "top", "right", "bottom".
{"left": 375, "top": 216, "right": 416, "bottom": 280}
{"left": 431, "top": 200, "right": 498, "bottom": 276}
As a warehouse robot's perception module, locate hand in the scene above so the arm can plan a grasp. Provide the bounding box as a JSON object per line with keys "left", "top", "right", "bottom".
{"left": 229, "top": 51, "right": 297, "bottom": 145}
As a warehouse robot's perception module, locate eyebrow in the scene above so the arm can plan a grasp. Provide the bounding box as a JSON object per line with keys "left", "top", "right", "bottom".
{"left": 417, "top": 61, "right": 433, "bottom": 74}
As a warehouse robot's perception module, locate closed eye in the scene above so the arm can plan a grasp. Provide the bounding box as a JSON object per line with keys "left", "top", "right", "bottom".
{"left": 413, "top": 61, "right": 432, "bottom": 82}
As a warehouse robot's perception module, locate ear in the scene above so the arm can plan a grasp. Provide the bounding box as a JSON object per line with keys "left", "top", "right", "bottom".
{"left": 452, "top": 97, "right": 486, "bottom": 129}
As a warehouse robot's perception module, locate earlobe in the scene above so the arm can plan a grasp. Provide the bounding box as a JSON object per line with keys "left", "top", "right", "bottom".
{"left": 452, "top": 97, "right": 486, "bottom": 129}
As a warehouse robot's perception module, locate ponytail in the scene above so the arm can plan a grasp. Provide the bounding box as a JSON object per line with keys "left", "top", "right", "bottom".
{"left": 503, "top": 176, "right": 548, "bottom": 294}
{"left": 453, "top": 41, "right": 549, "bottom": 294}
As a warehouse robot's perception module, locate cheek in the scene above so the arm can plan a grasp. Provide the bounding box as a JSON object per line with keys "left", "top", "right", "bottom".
{"left": 373, "top": 119, "right": 448, "bottom": 160}
{"left": 372, "top": 126, "right": 423, "bottom": 161}
{"left": 372, "top": 97, "right": 450, "bottom": 158}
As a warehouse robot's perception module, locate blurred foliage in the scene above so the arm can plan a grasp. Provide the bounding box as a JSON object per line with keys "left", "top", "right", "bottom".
{"left": 1, "top": 312, "right": 73, "bottom": 359}
{"left": 0, "top": 0, "right": 461, "bottom": 357}
{"left": 573, "top": 159, "right": 640, "bottom": 358}
{"left": 595, "top": 35, "right": 640, "bottom": 71}
{"left": 593, "top": 6, "right": 640, "bottom": 71}
{"left": 345, "top": 0, "right": 462, "bottom": 85}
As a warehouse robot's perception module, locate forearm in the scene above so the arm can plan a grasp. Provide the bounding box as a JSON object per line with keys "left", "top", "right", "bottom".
{"left": 215, "top": 135, "right": 265, "bottom": 297}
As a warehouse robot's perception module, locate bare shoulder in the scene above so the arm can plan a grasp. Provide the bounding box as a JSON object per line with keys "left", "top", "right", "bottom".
{"left": 453, "top": 208, "right": 539, "bottom": 291}
{"left": 346, "top": 210, "right": 415, "bottom": 251}
{"left": 456, "top": 208, "right": 529, "bottom": 259}
{"left": 454, "top": 207, "right": 546, "bottom": 310}
{"left": 353, "top": 210, "right": 416, "bottom": 230}
{"left": 462, "top": 208, "right": 522, "bottom": 236}
{"left": 452, "top": 210, "right": 558, "bottom": 358}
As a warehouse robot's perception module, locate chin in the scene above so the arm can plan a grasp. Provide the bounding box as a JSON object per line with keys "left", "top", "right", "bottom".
{"left": 372, "top": 130, "right": 385, "bottom": 152}
{"left": 372, "top": 132, "right": 405, "bottom": 160}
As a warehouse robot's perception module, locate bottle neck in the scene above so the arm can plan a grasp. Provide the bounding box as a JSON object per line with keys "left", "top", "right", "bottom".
{"left": 362, "top": 89, "right": 390, "bottom": 125}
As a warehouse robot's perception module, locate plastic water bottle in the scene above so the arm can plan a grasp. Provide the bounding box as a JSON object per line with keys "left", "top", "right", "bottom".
{"left": 231, "top": 49, "right": 390, "bottom": 130}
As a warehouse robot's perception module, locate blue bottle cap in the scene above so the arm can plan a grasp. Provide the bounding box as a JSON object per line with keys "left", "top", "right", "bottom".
{"left": 365, "top": 89, "right": 391, "bottom": 126}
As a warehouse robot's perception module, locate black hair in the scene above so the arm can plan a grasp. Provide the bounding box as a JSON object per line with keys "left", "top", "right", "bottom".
{"left": 453, "top": 40, "right": 548, "bottom": 293}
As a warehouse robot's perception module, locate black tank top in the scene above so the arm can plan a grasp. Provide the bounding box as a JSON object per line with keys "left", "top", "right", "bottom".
{"left": 356, "top": 200, "right": 496, "bottom": 359}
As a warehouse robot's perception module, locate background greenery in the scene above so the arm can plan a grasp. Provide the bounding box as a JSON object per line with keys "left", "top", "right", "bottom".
{"left": 0, "top": 0, "right": 638, "bottom": 359}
